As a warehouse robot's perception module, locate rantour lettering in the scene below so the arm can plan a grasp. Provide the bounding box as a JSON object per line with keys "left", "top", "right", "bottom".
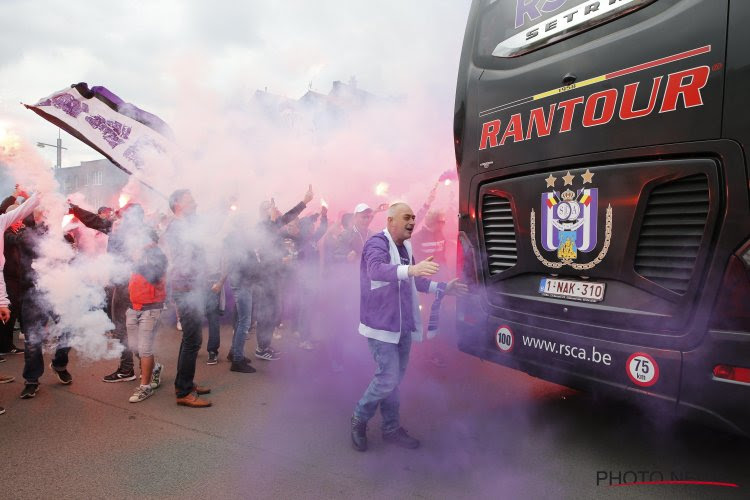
{"left": 479, "top": 65, "right": 710, "bottom": 150}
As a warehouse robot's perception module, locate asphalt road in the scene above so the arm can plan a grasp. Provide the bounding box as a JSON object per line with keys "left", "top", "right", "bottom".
{"left": 0, "top": 321, "right": 747, "bottom": 499}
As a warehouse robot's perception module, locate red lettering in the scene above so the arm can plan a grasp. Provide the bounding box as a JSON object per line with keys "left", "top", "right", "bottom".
{"left": 500, "top": 113, "right": 525, "bottom": 145}
{"left": 582, "top": 88, "right": 618, "bottom": 127}
{"left": 526, "top": 104, "right": 556, "bottom": 139}
{"left": 479, "top": 119, "right": 501, "bottom": 150}
{"left": 557, "top": 96, "right": 584, "bottom": 133}
{"left": 620, "top": 76, "right": 662, "bottom": 120}
{"left": 660, "top": 65, "right": 710, "bottom": 113}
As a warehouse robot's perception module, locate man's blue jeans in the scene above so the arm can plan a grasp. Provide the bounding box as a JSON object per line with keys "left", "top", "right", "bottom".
{"left": 353, "top": 331, "right": 412, "bottom": 434}
{"left": 229, "top": 286, "right": 252, "bottom": 362}
{"left": 205, "top": 286, "right": 221, "bottom": 355}
{"left": 174, "top": 291, "right": 204, "bottom": 398}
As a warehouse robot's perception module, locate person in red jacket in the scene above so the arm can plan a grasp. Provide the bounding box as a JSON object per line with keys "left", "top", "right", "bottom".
{"left": 123, "top": 205, "right": 168, "bottom": 403}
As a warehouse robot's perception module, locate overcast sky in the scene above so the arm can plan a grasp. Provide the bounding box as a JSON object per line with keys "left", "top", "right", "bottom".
{"left": 0, "top": 0, "right": 471, "bottom": 168}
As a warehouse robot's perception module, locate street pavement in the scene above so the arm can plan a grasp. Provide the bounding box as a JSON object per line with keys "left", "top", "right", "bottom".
{"left": 0, "top": 321, "right": 747, "bottom": 499}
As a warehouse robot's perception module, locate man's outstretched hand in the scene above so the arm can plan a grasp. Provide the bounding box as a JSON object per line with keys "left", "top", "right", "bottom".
{"left": 445, "top": 279, "right": 469, "bottom": 296}
{"left": 408, "top": 256, "right": 439, "bottom": 277}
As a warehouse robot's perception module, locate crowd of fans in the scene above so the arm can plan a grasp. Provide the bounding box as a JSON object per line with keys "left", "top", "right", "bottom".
{"left": 0, "top": 182, "right": 452, "bottom": 414}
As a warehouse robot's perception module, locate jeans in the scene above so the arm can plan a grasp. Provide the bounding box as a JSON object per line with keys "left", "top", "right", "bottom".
{"left": 353, "top": 331, "right": 412, "bottom": 433}
{"left": 22, "top": 290, "right": 70, "bottom": 384}
{"left": 253, "top": 282, "right": 279, "bottom": 351}
{"left": 108, "top": 283, "right": 134, "bottom": 372}
{"left": 174, "top": 291, "right": 205, "bottom": 398}
{"left": 205, "top": 286, "right": 221, "bottom": 355}
{"left": 230, "top": 286, "right": 252, "bottom": 362}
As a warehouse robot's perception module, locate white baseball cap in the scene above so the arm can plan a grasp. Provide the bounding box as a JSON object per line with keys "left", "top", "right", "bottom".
{"left": 353, "top": 203, "right": 372, "bottom": 214}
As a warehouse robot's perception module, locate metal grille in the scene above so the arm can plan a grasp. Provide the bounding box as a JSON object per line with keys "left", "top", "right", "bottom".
{"left": 634, "top": 174, "right": 709, "bottom": 294}
{"left": 482, "top": 195, "right": 517, "bottom": 275}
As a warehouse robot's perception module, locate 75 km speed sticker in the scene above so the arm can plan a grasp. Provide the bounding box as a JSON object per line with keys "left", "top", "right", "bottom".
{"left": 495, "top": 326, "right": 514, "bottom": 353}
{"left": 626, "top": 352, "right": 659, "bottom": 387}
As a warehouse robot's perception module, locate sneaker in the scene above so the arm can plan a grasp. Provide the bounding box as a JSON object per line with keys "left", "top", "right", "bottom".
{"left": 0, "top": 374, "right": 15, "bottom": 384}
{"left": 351, "top": 416, "right": 368, "bottom": 452}
{"left": 0, "top": 406, "right": 5, "bottom": 415}
{"left": 255, "top": 347, "right": 280, "bottom": 361}
{"left": 176, "top": 320, "right": 182, "bottom": 331}
{"left": 150, "top": 363, "right": 163, "bottom": 389}
{"left": 230, "top": 359, "right": 257, "bottom": 373}
{"left": 20, "top": 383, "right": 39, "bottom": 399}
{"left": 51, "top": 365, "right": 73, "bottom": 385}
{"left": 207, "top": 352, "right": 218, "bottom": 365}
{"left": 0, "top": 346, "right": 23, "bottom": 355}
{"left": 0, "top": 355, "right": 5, "bottom": 363}
{"left": 383, "top": 427, "right": 420, "bottom": 449}
{"left": 129, "top": 385, "right": 154, "bottom": 403}
{"left": 102, "top": 369, "right": 136, "bottom": 383}
{"left": 298, "top": 340, "right": 314, "bottom": 351}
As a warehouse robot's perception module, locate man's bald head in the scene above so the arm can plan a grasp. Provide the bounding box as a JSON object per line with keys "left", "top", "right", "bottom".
{"left": 387, "top": 203, "right": 416, "bottom": 245}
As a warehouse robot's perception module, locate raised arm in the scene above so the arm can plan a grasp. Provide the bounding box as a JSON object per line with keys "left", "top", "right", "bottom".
{"left": 70, "top": 204, "right": 113, "bottom": 234}
{"left": 0, "top": 192, "right": 40, "bottom": 232}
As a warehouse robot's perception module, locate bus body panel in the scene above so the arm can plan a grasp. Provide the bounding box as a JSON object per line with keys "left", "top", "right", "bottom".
{"left": 455, "top": 0, "right": 750, "bottom": 435}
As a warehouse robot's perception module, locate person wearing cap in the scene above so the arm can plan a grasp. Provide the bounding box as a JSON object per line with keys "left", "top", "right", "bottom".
{"left": 350, "top": 203, "right": 467, "bottom": 452}
{"left": 348, "top": 203, "right": 374, "bottom": 259}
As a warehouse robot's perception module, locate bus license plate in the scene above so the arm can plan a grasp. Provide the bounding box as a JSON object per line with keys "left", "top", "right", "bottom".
{"left": 538, "top": 278, "right": 606, "bottom": 303}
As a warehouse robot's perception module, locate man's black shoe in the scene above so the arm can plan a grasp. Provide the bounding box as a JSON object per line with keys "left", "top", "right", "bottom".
{"left": 20, "top": 383, "right": 39, "bottom": 399}
{"left": 351, "top": 416, "right": 368, "bottom": 452}
{"left": 230, "top": 359, "right": 257, "bottom": 373}
{"left": 51, "top": 364, "right": 72, "bottom": 385}
{"left": 383, "top": 427, "right": 420, "bottom": 449}
{"left": 102, "top": 369, "right": 136, "bottom": 383}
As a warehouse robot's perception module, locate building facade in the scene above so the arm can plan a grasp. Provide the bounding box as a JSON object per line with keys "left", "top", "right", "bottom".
{"left": 54, "top": 158, "right": 129, "bottom": 210}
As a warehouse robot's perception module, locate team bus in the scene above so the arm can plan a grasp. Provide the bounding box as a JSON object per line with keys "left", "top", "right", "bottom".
{"left": 454, "top": 0, "right": 750, "bottom": 434}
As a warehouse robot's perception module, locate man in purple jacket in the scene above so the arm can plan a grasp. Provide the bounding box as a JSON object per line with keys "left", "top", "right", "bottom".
{"left": 351, "top": 203, "right": 466, "bottom": 452}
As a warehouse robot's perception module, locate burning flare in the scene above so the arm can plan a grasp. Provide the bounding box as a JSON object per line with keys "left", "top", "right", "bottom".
{"left": 0, "top": 123, "right": 21, "bottom": 157}
{"left": 61, "top": 214, "right": 74, "bottom": 229}
{"left": 374, "top": 182, "right": 389, "bottom": 197}
{"left": 118, "top": 193, "right": 131, "bottom": 208}
{"left": 320, "top": 198, "right": 328, "bottom": 208}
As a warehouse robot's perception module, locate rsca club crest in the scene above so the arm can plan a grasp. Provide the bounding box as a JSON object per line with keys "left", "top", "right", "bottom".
{"left": 530, "top": 169, "right": 613, "bottom": 270}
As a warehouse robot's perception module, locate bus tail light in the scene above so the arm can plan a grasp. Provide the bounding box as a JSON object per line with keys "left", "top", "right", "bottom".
{"left": 713, "top": 364, "right": 750, "bottom": 384}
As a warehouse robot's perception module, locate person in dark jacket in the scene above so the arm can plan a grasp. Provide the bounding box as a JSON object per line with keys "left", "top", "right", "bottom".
{"left": 283, "top": 208, "right": 328, "bottom": 350}
{"left": 0, "top": 186, "right": 38, "bottom": 356}
{"left": 350, "top": 203, "right": 466, "bottom": 452}
{"left": 18, "top": 207, "right": 76, "bottom": 400}
{"left": 162, "top": 189, "right": 212, "bottom": 408}
{"left": 69, "top": 201, "right": 136, "bottom": 383}
{"left": 250, "top": 185, "right": 313, "bottom": 361}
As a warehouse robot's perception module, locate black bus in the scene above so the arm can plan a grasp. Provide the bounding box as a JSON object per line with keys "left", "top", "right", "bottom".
{"left": 454, "top": 0, "right": 750, "bottom": 435}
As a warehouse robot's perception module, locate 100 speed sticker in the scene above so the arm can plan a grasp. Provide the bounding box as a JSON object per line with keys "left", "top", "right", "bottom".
{"left": 626, "top": 352, "right": 659, "bottom": 387}
{"left": 495, "top": 326, "right": 514, "bottom": 353}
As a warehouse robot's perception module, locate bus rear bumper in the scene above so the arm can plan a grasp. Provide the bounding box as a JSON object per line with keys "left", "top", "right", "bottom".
{"left": 457, "top": 317, "right": 750, "bottom": 436}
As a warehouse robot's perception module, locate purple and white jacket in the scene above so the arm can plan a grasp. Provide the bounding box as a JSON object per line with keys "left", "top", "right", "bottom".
{"left": 358, "top": 229, "right": 439, "bottom": 344}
